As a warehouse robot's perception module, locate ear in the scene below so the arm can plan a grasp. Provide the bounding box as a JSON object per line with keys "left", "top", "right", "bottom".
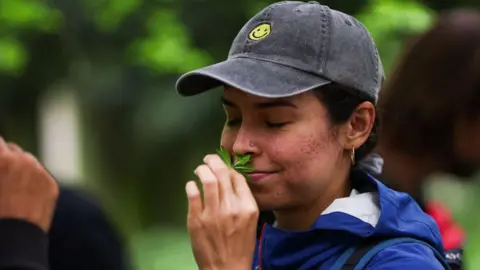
{"left": 342, "top": 102, "right": 376, "bottom": 150}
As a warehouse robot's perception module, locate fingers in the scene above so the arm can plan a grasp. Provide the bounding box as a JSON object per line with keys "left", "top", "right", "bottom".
{"left": 0, "top": 138, "right": 59, "bottom": 232}
{"left": 0, "top": 137, "right": 9, "bottom": 155}
{"left": 186, "top": 181, "right": 202, "bottom": 220}
{"left": 190, "top": 153, "right": 255, "bottom": 223}
{"left": 194, "top": 165, "right": 219, "bottom": 212}
{"left": 0, "top": 138, "right": 24, "bottom": 155}
{"left": 0, "top": 139, "right": 21, "bottom": 172}
{"left": 7, "top": 143, "right": 22, "bottom": 153}
{"left": 231, "top": 172, "right": 255, "bottom": 205}
{"left": 203, "top": 154, "right": 234, "bottom": 203}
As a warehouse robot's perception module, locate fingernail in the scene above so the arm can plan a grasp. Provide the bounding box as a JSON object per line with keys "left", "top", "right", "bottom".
{"left": 185, "top": 181, "right": 199, "bottom": 197}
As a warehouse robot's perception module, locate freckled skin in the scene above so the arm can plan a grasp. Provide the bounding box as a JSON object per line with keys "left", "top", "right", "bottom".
{"left": 220, "top": 88, "right": 350, "bottom": 212}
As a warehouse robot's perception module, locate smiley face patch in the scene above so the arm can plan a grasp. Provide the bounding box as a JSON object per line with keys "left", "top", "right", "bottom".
{"left": 248, "top": 23, "right": 271, "bottom": 41}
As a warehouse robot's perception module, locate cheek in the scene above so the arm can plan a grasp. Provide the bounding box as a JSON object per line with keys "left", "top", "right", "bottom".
{"left": 267, "top": 127, "right": 343, "bottom": 182}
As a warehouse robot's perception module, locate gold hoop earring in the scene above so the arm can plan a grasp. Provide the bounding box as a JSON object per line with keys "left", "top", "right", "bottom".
{"left": 351, "top": 147, "right": 355, "bottom": 165}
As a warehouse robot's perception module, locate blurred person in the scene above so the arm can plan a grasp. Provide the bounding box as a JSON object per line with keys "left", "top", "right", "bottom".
{"left": 360, "top": 9, "right": 480, "bottom": 270}
{"left": 0, "top": 136, "right": 130, "bottom": 270}
{"left": 0, "top": 137, "right": 59, "bottom": 269}
{"left": 175, "top": 1, "right": 450, "bottom": 269}
{"left": 48, "top": 185, "right": 131, "bottom": 270}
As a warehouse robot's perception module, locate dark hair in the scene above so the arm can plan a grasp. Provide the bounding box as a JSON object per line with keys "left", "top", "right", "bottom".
{"left": 378, "top": 9, "right": 480, "bottom": 158}
{"left": 314, "top": 83, "right": 379, "bottom": 164}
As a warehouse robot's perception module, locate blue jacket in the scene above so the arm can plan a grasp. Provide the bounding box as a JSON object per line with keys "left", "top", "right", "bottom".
{"left": 252, "top": 169, "right": 445, "bottom": 269}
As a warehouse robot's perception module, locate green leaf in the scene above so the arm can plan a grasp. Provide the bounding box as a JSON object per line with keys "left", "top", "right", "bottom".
{"left": 233, "top": 153, "right": 250, "bottom": 167}
{"left": 215, "top": 148, "right": 254, "bottom": 181}
{"left": 216, "top": 147, "right": 232, "bottom": 168}
{"left": 240, "top": 172, "right": 252, "bottom": 183}
{"left": 233, "top": 166, "right": 255, "bottom": 173}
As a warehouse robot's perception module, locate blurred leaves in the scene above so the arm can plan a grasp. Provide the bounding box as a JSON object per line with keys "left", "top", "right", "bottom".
{"left": 128, "top": 10, "right": 213, "bottom": 73}
{"left": 0, "top": 0, "right": 62, "bottom": 73}
{"left": 359, "top": 0, "right": 434, "bottom": 35}
{"left": 0, "top": 38, "right": 27, "bottom": 75}
{"left": 357, "top": 0, "right": 435, "bottom": 73}
{"left": 0, "top": 0, "right": 63, "bottom": 31}
{"left": 83, "top": 0, "right": 142, "bottom": 32}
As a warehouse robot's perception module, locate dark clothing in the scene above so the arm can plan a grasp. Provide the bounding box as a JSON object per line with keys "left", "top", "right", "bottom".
{"left": 0, "top": 186, "right": 130, "bottom": 270}
{"left": 0, "top": 219, "right": 49, "bottom": 269}
{"left": 49, "top": 187, "right": 130, "bottom": 270}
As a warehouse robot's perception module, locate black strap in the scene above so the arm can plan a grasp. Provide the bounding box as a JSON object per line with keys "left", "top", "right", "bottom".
{"left": 341, "top": 240, "right": 380, "bottom": 270}
{"left": 341, "top": 238, "right": 452, "bottom": 270}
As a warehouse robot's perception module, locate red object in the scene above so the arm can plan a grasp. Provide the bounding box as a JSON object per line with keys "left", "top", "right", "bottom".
{"left": 424, "top": 200, "right": 465, "bottom": 250}
{"left": 255, "top": 223, "right": 267, "bottom": 270}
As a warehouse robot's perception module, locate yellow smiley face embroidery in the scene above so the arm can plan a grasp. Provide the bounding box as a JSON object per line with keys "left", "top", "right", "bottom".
{"left": 248, "top": 23, "right": 271, "bottom": 41}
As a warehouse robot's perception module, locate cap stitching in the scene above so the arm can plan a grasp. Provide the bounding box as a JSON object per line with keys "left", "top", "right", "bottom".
{"left": 348, "top": 16, "right": 379, "bottom": 97}
{"left": 358, "top": 19, "right": 380, "bottom": 95}
{"left": 319, "top": 5, "right": 330, "bottom": 75}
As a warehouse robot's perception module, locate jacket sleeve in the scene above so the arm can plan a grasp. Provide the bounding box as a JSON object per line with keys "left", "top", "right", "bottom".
{"left": 0, "top": 219, "right": 49, "bottom": 270}
{"left": 365, "top": 243, "right": 445, "bottom": 269}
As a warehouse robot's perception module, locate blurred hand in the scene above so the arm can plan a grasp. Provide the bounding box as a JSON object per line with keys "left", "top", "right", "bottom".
{"left": 0, "top": 137, "right": 59, "bottom": 232}
{"left": 186, "top": 154, "right": 259, "bottom": 270}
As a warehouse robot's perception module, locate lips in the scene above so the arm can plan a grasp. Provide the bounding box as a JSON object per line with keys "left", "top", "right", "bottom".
{"left": 247, "top": 171, "right": 277, "bottom": 182}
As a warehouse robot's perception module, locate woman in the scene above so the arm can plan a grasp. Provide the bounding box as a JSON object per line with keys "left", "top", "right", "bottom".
{"left": 361, "top": 9, "right": 480, "bottom": 270}
{"left": 176, "top": 1, "right": 448, "bottom": 269}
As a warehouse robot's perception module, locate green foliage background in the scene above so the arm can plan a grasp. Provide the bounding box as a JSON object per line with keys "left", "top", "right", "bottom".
{"left": 0, "top": 0, "right": 479, "bottom": 269}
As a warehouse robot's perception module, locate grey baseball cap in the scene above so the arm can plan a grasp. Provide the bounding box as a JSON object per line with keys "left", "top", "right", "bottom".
{"left": 175, "top": 1, "right": 384, "bottom": 102}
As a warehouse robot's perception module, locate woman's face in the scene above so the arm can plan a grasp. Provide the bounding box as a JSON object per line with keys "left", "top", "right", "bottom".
{"left": 220, "top": 87, "right": 373, "bottom": 211}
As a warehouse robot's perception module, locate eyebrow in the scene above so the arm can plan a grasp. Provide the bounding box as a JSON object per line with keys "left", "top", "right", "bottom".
{"left": 221, "top": 97, "right": 297, "bottom": 109}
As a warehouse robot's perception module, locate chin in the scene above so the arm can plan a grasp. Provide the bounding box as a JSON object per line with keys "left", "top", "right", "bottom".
{"left": 255, "top": 196, "right": 300, "bottom": 213}
{"left": 252, "top": 194, "right": 282, "bottom": 211}
{"left": 254, "top": 199, "right": 276, "bottom": 211}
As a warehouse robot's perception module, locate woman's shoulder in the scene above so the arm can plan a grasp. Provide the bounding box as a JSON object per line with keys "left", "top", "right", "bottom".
{"left": 365, "top": 241, "right": 445, "bottom": 269}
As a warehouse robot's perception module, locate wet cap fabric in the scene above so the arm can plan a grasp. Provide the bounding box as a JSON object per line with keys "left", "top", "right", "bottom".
{"left": 175, "top": 1, "right": 385, "bottom": 102}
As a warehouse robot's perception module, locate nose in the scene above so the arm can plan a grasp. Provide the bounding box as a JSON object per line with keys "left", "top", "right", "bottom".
{"left": 232, "top": 127, "right": 260, "bottom": 156}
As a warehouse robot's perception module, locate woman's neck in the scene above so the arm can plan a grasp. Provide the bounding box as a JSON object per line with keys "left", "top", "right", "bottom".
{"left": 273, "top": 165, "right": 351, "bottom": 231}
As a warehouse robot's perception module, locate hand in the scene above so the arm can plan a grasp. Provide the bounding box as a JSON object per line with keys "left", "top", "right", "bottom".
{"left": 186, "top": 154, "right": 259, "bottom": 270}
{"left": 0, "top": 138, "right": 59, "bottom": 232}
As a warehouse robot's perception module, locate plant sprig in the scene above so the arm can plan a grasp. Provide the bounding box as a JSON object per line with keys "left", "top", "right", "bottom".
{"left": 216, "top": 147, "right": 254, "bottom": 182}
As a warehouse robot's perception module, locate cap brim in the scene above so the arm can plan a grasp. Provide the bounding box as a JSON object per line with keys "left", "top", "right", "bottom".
{"left": 175, "top": 57, "right": 330, "bottom": 98}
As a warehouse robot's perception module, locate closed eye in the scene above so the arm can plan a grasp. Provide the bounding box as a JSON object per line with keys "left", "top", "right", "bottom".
{"left": 265, "top": 122, "right": 290, "bottom": 128}
{"left": 226, "top": 119, "right": 241, "bottom": 126}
